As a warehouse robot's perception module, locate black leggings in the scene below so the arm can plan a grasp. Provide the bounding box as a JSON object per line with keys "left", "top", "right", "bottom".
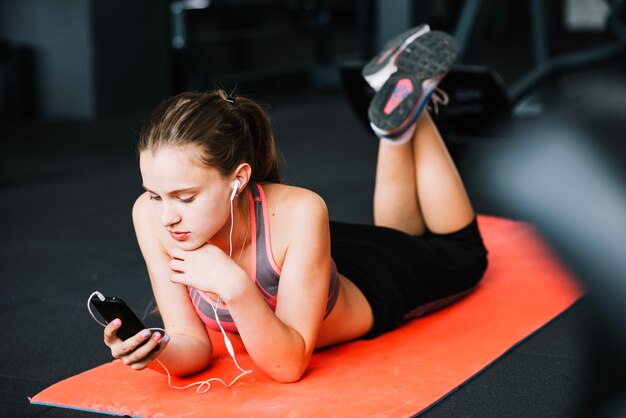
{"left": 330, "top": 218, "right": 488, "bottom": 339}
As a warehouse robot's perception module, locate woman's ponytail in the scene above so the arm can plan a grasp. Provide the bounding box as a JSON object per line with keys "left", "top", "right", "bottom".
{"left": 237, "top": 97, "right": 282, "bottom": 184}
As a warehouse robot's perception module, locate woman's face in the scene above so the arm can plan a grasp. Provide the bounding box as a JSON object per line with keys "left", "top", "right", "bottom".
{"left": 139, "top": 144, "right": 233, "bottom": 250}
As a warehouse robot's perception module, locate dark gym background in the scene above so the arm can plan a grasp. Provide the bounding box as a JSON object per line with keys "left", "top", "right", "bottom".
{"left": 2, "top": 0, "right": 626, "bottom": 416}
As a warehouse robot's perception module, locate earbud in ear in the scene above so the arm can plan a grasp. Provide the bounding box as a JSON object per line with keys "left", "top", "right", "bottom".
{"left": 230, "top": 179, "right": 241, "bottom": 201}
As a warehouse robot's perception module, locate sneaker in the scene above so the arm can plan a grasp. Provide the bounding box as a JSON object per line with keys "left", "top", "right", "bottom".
{"left": 368, "top": 31, "right": 458, "bottom": 139}
{"left": 362, "top": 24, "right": 431, "bottom": 92}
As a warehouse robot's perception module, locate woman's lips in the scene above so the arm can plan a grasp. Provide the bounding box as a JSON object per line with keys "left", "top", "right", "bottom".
{"left": 169, "top": 231, "right": 190, "bottom": 241}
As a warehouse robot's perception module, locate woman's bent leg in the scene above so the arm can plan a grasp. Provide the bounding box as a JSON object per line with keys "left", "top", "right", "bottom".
{"left": 373, "top": 126, "right": 426, "bottom": 235}
{"left": 411, "top": 112, "right": 475, "bottom": 234}
{"left": 373, "top": 112, "right": 475, "bottom": 235}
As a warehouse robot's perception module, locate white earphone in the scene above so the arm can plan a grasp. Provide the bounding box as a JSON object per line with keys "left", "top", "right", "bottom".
{"left": 230, "top": 179, "right": 241, "bottom": 202}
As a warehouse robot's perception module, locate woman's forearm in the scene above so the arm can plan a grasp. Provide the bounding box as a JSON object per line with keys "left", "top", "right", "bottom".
{"left": 148, "top": 332, "right": 213, "bottom": 376}
{"left": 223, "top": 278, "right": 313, "bottom": 383}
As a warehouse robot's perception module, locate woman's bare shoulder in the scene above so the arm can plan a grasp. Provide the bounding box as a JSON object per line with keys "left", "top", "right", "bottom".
{"left": 132, "top": 192, "right": 168, "bottom": 253}
{"left": 132, "top": 192, "right": 154, "bottom": 229}
{"left": 256, "top": 184, "right": 327, "bottom": 262}
{"left": 262, "top": 183, "right": 328, "bottom": 215}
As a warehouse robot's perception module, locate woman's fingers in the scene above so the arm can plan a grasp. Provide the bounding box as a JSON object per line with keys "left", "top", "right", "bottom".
{"left": 103, "top": 319, "right": 170, "bottom": 370}
{"left": 111, "top": 328, "right": 152, "bottom": 358}
{"left": 126, "top": 333, "right": 170, "bottom": 370}
{"left": 170, "top": 245, "right": 185, "bottom": 260}
{"left": 103, "top": 318, "right": 122, "bottom": 347}
{"left": 169, "top": 258, "right": 184, "bottom": 272}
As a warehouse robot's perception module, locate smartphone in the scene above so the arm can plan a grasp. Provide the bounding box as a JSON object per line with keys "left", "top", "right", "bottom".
{"left": 91, "top": 296, "right": 151, "bottom": 341}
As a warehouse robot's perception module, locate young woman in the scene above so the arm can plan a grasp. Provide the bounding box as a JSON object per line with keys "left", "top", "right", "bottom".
{"left": 102, "top": 27, "right": 488, "bottom": 383}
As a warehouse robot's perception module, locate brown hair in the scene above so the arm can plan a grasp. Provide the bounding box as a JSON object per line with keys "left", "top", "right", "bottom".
{"left": 137, "top": 89, "right": 281, "bottom": 183}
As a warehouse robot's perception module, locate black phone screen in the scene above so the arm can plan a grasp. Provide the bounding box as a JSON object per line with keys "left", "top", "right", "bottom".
{"left": 91, "top": 297, "right": 147, "bottom": 341}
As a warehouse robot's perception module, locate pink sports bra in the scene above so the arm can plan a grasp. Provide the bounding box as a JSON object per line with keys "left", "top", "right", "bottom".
{"left": 189, "top": 182, "right": 340, "bottom": 333}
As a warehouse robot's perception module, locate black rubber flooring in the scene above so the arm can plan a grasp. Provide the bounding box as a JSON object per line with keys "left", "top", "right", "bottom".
{"left": 0, "top": 90, "right": 599, "bottom": 417}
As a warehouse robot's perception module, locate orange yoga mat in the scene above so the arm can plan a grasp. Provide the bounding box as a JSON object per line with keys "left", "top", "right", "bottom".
{"left": 30, "top": 215, "right": 583, "bottom": 417}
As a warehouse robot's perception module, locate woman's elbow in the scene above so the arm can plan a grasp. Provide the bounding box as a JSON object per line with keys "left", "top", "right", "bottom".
{"left": 162, "top": 345, "right": 213, "bottom": 377}
{"left": 266, "top": 362, "right": 308, "bottom": 383}
{"left": 167, "top": 359, "right": 213, "bottom": 378}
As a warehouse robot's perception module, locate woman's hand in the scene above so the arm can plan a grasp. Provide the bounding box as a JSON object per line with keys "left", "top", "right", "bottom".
{"left": 168, "top": 243, "right": 247, "bottom": 298}
{"left": 103, "top": 319, "right": 170, "bottom": 370}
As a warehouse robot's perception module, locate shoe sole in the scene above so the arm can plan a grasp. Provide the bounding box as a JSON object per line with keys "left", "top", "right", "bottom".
{"left": 362, "top": 24, "right": 430, "bottom": 91}
{"left": 368, "top": 31, "right": 458, "bottom": 138}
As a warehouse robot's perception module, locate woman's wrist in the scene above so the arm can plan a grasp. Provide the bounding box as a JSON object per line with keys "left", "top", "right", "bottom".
{"left": 218, "top": 269, "right": 252, "bottom": 304}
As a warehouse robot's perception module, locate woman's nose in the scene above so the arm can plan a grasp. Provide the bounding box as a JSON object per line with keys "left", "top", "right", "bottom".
{"left": 160, "top": 203, "right": 181, "bottom": 227}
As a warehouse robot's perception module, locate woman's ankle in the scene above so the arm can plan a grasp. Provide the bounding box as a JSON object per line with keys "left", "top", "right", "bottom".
{"left": 379, "top": 124, "right": 416, "bottom": 146}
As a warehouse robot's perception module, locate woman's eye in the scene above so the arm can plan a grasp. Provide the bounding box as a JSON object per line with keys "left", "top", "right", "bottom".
{"left": 149, "top": 195, "right": 161, "bottom": 201}
{"left": 179, "top": 197, "right": 194, "bottom": 203}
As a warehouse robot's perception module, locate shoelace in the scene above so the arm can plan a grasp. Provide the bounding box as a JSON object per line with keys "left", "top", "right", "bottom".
{"left": 427, "top": 88, "right": 449, "bottom": 115}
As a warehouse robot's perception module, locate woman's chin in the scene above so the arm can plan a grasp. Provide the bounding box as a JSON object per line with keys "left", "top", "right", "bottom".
{"left": 186, "top": 241, "right": 207, "bottom": 251}
{"left": 171, "top": 237, "right": 205, "bottom": 251}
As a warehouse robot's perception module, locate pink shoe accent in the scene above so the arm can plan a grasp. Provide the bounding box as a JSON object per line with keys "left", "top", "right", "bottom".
{"left": 383, "top": 78, "right": 413, "bottom": 115}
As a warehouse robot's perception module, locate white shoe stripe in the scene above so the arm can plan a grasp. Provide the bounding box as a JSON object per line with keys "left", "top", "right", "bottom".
{"left": 364, "top": 24, "right": 431, "bottom": 92}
